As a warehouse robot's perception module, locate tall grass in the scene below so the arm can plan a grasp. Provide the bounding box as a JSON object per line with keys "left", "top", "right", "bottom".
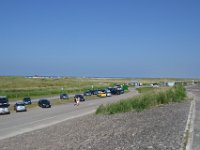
{"left": 0, "top": 76, "right": 130, "bottom": 100}
{"left": 96, "top": 85, "right": 187, "bottom": 115}
{"left": 136, "top": 87, "right": 154, "bottom": 93}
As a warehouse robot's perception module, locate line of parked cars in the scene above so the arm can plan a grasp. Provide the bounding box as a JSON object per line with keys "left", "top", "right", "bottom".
{"left": 0, "top": 94, "right": 84, "bottom": 115}
{"left": 0, "top": 84, "right": 125, "bottom": 115}
{"left": 0, "top": 96, "right": 51, "bottom": 115}
{"left": 0, "top": 96, "right": 31, "bottom": 114}
{"left": 83, "top": 85, "right": 125, "bottom": 98}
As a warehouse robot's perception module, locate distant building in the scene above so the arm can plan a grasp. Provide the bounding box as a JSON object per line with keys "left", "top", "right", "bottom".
{"left": 26, "top": 75, "right": 62, "bottom": 79}
{"left": 128, "top": 80, "right": 142, "bottom": 86}
{"left": 167, "top": 82, "right": 175, "bottom": 87}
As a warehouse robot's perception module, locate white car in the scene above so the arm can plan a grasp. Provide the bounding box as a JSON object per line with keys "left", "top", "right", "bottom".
{"left": 0, "top": 96, "right": 10, "bottom": 115}
{"left": 105, "top": 89, "right": 112, "bottom": 97}
{"left": 0, "top": 105, "right": 10, "bottom": 115}
{"left": 106, "top": 92, "right": 112, "bottom": 97}
{"left": 14, "top": 102, "right": 27, "bottom": 112}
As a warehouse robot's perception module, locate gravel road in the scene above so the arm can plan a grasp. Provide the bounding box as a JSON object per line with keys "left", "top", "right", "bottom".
{"left": 0, "top": 100, "right": 190, "bottom": 150}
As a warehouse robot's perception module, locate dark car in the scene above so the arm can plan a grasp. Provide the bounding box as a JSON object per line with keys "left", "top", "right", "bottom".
{"left": 91, "top": 89, "right": 101, "bottom": 95}
{"left": 60, "top": 93, "right": 69, "bottom": 99}
{"left": 109, "top": 88, "right": 124, "bottom": 95}
{"left": 0, "top": 96, "right": 9, "bottom": 105}
{"left": 83, "top": 90, "right": 92, "bottom": 96}
{"left": 38, "top": 99, "right": 51, "bottom": 108}
{"left": 118, "top": 89, "right": 124, "bottom": 94}
{"left": 23, "top": 97, "right": 32, "bottom": 105}
{"left": 74, "top": 95, "right": 85, "bottom": 102}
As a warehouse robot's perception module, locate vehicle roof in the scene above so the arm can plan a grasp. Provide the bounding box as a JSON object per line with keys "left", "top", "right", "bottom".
{"left": 39, "top": 99, "right": 49, "bottom": 101}
{"left": 75, "top": 94, "right": 83, "bottom": 97}
{"left": 0, "top": 96, "right": 7, "bottom": 98}
{"left": 15, "top": 102, "right": 25, "bottom": 104}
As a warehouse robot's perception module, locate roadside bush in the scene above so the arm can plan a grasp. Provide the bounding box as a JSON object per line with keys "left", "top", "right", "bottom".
{"left": 156, "top": 92, "right": 168, "bottom": 104}
{"left": 96, "top": 85, "right": 187, "bottom": 115}
{"left": 134, "top": 95, "right": 153, "bottom": 111}
{"left": 166, "top": 89, "right": 175, "bottom": 102}
{"left": 174, "top": 84, "right": 186, "bottom": 102}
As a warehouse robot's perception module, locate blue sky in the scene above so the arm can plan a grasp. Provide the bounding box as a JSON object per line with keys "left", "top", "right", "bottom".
{"left": 0, "top": 0, "right": 200, "bottom": 78}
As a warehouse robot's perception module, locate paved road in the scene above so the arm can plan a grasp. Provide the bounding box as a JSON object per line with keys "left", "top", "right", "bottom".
{"left": 186, "top": 85, "right": 200, "bottom": 150}
{"left": 0, "top": 88, "right": 138, "bottom": 140}
{"left": 10, "top": 94, "right": 75, "bottom": 104}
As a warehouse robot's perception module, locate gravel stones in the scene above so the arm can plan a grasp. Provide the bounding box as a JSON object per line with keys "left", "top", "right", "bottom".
{"left": 0, "top": 101, "right": 190, "bottom": 150}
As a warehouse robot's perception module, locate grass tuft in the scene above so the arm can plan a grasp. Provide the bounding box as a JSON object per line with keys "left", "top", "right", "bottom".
{"left": 96, "top": 85, "right": 187, "bottom": 115}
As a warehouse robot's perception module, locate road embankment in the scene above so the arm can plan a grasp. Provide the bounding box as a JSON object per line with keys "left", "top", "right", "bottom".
{"left": 0, "top": 100, "right": 190, "bottom": 150}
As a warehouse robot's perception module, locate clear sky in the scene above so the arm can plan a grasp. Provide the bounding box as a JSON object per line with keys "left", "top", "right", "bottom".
{"left": 0, "top": 0, "right": 200, "bottom": 78}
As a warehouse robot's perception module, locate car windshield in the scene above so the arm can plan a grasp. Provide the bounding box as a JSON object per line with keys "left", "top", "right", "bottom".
{"left": 76, "top": 95, "right": 83, "bottom": 98}
{"left": 16, "top": 103, "right": 25, "bottom": 106}
{"left": 41, "top": 100, "right": 49, "bottom": 104}
{"left": 24, "top": 98, "right": 30, "bottom": 101}
{"left": 0, "top": 104, "right": 9, "bottom": 108}
{"left": 106, "top": 90, "right": 111, "bottom": 93}
{"left": 0, "top": 98, "right": 8, "bottom": 103}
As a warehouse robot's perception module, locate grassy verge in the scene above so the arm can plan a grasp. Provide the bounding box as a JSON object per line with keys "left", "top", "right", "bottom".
{"left": 136, "top": 87, "right": 155, "bottom": 93}
{"left": 0, "top": 76, "right": 130, "bottom": 100}
{"left": 96, "top": 85, "right": 187, "bottom": 115}
{"left": 136, "top": 86, "right": 170, "bottom": 94}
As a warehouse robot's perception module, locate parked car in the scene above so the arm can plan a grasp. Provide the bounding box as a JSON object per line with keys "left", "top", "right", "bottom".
{"left": 91, "top": 89, "right": 100, "bottom": 95}
{"left": 0, "top": 104, "right": 10, "bottom": 115}
{"left": 83, "top": 90, "right": 92, "bottom": 96}
{"left": 60, "top": 93, "right": 69, "bottom": 99}
{"left": 119, "top": 89, "right": 125, "bottom": 94}
{"left": 74, "top": 95, "right": 85, "bottom": 102}
{"left": 38, "top": 99, "right": 51, "bottom": 108}
{"left": 0, "top": 96, "right": 9, "bottom": 105}
{"left": 14, "top": 102, "right": 27, "bottom": 112}
{"left": 97, "top": 91, "right": 107, "bottom": 97}
{"left": 105, "top": 89, "right": 112, "bottom": 97}
{"left": 0, "top": 96, "right": 10, "bottom": 115}
{"left": 23, "top": 97, "right": 32, "bottom": 105}
{"left": 109, "top": 88, "right": 124, "bottom": 95}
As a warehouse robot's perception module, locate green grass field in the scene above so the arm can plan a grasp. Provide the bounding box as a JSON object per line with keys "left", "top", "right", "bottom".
{"left": 0, "top": 76, "right": 195, "bottom": 101}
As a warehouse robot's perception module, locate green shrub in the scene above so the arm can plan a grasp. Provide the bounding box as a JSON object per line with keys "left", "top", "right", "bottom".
{"left": 156, "top": 92, "right": 168, "bottom": 104}
{"left": 96, "top": 85, "right": 187, "bottom": 115}
{"left": 174, "top": 84, "right": 186, "bottom": 102}
{"left": 166, "top": 89, "right": 175, "bottom": 102}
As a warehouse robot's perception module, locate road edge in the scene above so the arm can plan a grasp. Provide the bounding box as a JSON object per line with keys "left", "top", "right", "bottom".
{"left": 181, "top": 92, "right": 195, "bottom": 150}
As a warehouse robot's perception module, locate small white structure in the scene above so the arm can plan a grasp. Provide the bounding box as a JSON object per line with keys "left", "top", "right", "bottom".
{"left": 128, "top": 80, "right": 142, "bottom": 86}
{"left": 167, "top": 82, "right": 175, "bottom": 87}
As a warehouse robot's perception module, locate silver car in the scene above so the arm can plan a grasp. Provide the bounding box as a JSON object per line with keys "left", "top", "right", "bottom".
{"left": 14, "top": 102, "right": 27, "bottom": 112}
{"left": 105, "top": 89, "right": 112, "bottom": 97}
{"left": 0, "top": 96, "right": 10, "bottom": 115}
{"left": 0, "top": 104, "right": 10, "bottom": 115}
